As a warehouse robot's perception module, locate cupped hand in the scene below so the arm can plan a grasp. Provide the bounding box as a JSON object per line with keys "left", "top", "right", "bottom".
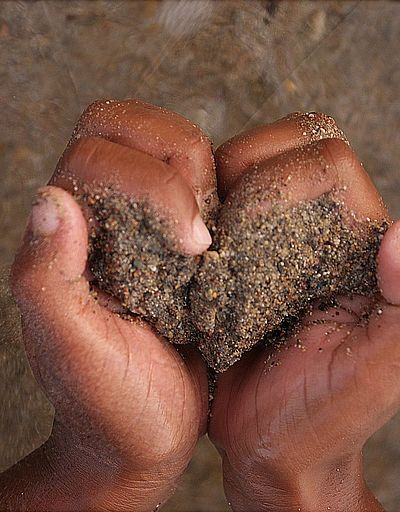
{"left": 6, "top": 100, "right": 215, "bottom": 512}
{"left": 209, "top": 113, "right": 399, "bottom": 512}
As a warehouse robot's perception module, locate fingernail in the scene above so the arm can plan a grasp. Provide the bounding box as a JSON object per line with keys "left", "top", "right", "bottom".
{"left": 192, "top": 214, "right": 212, "bottom": 249}
{"left": 31, "top": 191, "right": 61, "bottom": 236}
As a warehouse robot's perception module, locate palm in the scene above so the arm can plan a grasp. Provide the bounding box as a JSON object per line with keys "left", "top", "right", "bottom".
{"left": 210, "top": 293, "right": 400, "bottom": 474}
{"left": 72, "top": 304, "right": 206, "bottom": 466}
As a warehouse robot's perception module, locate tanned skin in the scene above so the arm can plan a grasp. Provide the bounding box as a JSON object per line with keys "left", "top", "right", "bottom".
{"left": 1, "top": 101, "right": 399, "bottom": 511}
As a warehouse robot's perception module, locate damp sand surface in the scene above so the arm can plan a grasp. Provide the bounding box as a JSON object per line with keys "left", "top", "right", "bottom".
{"left": 85, "top": 190, "right": 199, "bottom": 345}
{"left": 82, "top": 189, "right": 387, "bottom": 372}
{"left": 192, "top": 194, "right": 387, "bottom": 371}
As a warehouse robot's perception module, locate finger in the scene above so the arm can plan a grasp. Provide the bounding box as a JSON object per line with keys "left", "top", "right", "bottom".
{"left": 223, "top": 138, "right": 388, "bottom": 222}
{"left": 11, "top": 185, "right": 93, "bottom": 394}
{"left": 377, "top": 220, "right": 400, "bottom": 305}
{"left": 216, "top": 112, "right": 348, "bottom": 200}
{"left": 52, "top": 136, "right": 212, "bottom": 256}
{"left": 12, "top": 186, "right": 89, "bottom": 302}
{"left": 10, "top": 185, "right": 142, "bottom": 360}
{"left": 61, "top": 99, "right": 217, "bottom": 215}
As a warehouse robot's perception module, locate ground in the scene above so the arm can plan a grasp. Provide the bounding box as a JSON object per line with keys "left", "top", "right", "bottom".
{"left": 0, "top": 1, "right": 399, "bottom": 510}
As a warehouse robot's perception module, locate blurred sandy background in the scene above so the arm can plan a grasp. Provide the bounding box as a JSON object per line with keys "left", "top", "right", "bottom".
{"left": 1, "top": 1, "right": 399, "bottom": 510}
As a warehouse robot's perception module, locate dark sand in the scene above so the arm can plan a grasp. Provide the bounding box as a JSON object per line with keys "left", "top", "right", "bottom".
{"left": 83, "top": 188, "right": 199, "bottom": 345}
{"left": 192, "top": 194, "right": 387, "bottom": 371}
{"left": 82, "top": 188, "right": 387, "bottom": 372}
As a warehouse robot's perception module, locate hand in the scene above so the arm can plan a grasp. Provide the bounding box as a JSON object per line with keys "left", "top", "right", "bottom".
{"left": 209, "top": 113, "right": 399, "bottom": 512}
{"left": 1, "top": 100, "right": 215, "bottom": 512}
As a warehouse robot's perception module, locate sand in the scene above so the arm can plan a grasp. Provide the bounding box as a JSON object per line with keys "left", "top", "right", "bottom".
{"left": 192, "top": 194, "right": 387, "bottom": 371}
{"left": 83, "top": 188, "right": 199, "bottom": 345}
{"left": 79, "top": 187, "right": 387, "bottom": 372}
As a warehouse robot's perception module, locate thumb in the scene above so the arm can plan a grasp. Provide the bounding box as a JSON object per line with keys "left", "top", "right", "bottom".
{"left": 11, "top": 185, "right": 89, "bottom": 309}
{"left": 377, "top": 219, "right": 400, "bottom": 305}
{"left": 10, "top": 185, "right": 102, "bottom": 421}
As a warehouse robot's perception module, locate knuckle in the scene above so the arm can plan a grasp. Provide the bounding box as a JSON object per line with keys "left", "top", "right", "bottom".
{"left": 312, "top": 111, "right": 337, "bottom": 125}
{"left": 72, "top": 99, "right": 118, "bottom": 137}
{"left": 288, "top": 111, "right": 348, "bottom": 145}
{"left": 83, "top": 98, "right": 115, "bottom": 118}
{"left": 185, "top": 133, "right": 212, "bottom": 163}
{"left": 289, "top": 110, "right": 339, "bottom": 130}
{"left": 293, "top": 110, "right": 337, "bottom": 125}
{"left": 66, "top": 136, "right": 99, "bottom": 168}
{"left": 162, "top": 167, "right": 181, "bottom": 187}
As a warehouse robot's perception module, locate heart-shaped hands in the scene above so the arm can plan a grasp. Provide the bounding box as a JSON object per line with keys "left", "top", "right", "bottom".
{"left": 59, "top": 106, "right": 389, "bottom": 374}
{"left": 3, "top": 101, "right": 398, "bottom": 512}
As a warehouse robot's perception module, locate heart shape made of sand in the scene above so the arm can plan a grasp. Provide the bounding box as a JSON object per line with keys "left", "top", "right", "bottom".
{"left": 84, "top": 181, "right": 387, "bottom": 372}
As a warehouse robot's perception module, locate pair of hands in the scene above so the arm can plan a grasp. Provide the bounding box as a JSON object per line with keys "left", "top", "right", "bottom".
{"left": 2, "top": 100, "right": 400, "bottom": 512}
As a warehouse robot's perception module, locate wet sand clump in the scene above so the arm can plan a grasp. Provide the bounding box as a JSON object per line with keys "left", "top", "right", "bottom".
{"left": 191, "top": 194, "right": 387, "bottom": 371}
{"left": 84, "top": 190, "right": 199, "bottom": 344}
{"left": 83, "top": 189, "right": 387, "bottom": 372}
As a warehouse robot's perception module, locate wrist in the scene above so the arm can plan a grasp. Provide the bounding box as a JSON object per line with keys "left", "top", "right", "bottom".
{"left": 45, "top": 426, "right": 181, "bottom": 512}
{"left": 223, "top": 454, "right": 384, "bottom": 512}
{"left": 0, "top": 422, "right": 186, "bottom": 512}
